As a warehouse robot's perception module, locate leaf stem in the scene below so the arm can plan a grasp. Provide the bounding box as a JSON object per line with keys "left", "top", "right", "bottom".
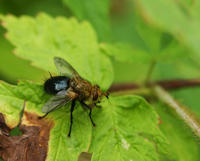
{"left": 144, "top": 60, "right": 156, "bottom": 86}
{"left": 153, "top": 85, "right": 200, "bottom": 138}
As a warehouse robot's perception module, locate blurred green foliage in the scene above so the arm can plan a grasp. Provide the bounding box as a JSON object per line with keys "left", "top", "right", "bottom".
{"left": 63, "top": 0, "right": 111, "bottom": 42}
{"left": 0, "top": 0, "right": 200, "bottom": 161}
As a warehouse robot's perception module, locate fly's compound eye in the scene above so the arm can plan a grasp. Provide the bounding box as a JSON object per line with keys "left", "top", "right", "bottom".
{"left": 93, "top": 91, "right": 98, "bottom": 101}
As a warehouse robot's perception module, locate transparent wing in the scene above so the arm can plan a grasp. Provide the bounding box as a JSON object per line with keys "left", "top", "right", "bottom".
{"left": 42, "top": 92, "right": 73, "bottom": 113}
{"left": 54, "top": 57, "right": 78, "bottom": 77}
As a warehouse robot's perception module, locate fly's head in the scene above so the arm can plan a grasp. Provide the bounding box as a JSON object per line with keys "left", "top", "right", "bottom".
{"left": 92, "top": 85, "right": 109, "bottom": 103}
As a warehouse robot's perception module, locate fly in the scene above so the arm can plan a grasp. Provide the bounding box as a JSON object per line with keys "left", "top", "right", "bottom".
{"left": 39, "top": 57, "right": 108, "bottom": 137}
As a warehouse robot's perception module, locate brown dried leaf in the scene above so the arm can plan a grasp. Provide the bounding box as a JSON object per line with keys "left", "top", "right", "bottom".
{"left": 0, "top": 112, "right": 54, "bottom": 161}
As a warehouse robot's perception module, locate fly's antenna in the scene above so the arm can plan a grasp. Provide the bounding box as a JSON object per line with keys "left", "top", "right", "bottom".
{"left": 104, "top": 92, "right": 109, "bottom": 99}
{"left": 48, "top": 71, "right": 53, "bottom": 78}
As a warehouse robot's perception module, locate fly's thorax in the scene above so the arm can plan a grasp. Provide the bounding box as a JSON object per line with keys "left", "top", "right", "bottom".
{"left": 69, "top": 77, "right": 92, "bottom": 100}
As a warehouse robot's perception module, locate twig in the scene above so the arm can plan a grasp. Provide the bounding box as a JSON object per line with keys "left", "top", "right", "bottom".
{"left": 109, "top": 83, "right": 140, "bottom": 92}
{"left": 109, "top": 78, "right": 200, "bottom": 93}
{"left": 156, "top": 79, "right": 200, "bottom": 89}
{"left": 153, "top": 85, "right": 200, "bottom": 138}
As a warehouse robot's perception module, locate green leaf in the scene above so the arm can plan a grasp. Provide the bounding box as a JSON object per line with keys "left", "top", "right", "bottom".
{"left": 99, "top": 42, "right": 151, "bottom": 84}
{"left": 0, "top": 80, "right": 48, "bottom": 128}
{"left": 112, "top": 61, "right": 149, "bottom": 83}
{"left": 63, "top": 0, "right": 111, "bottom": 42}
{"left": 155, "top": 102, "right": 200, "bottom": 161}
{"left": 0, "top": 81, "right": 169, "bottom": 160}
{"left": 100, "top": 42, "right": 151, "bottom": 63}
{"left": 0, "top": 81, "right": 92, "bottom": 161}
{"left": 0, "top": 0, "right": 69, "bottom": 17}
{"left": 0, "top": 13, "right": 113, "bottom": 90}
{"left": 0, "top": 81, "right": 24, "bottom": 128}
{"left": 89, "top": 95, "right": 169, "bottom": 161}
{"left": 0, "top": 26, "right": 45, "bottom": 83}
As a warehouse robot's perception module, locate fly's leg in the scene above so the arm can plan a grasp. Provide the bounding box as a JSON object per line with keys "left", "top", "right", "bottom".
{"left": 104, "top": 91, "right": 109, "bottom": 99}
{"left": 68, "top": 100, "right": 76, "bottom": 137}
{"left": 80, "top": 101, "right": 96, "bottom": 127}
{"left": 94, "top": 101, "right": 102, "bottom": 108}
{"left": 89, "top": 108, "right": 96, "bottom": 127}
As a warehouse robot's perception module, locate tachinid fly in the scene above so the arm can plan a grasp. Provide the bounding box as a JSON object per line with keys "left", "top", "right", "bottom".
{"left": 40, "top": 57, "right": 108, "bottom": 137}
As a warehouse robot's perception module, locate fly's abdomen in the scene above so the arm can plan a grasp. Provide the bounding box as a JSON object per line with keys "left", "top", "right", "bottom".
{"left": 44, "top": 76, "right": 70, "bottom": 95}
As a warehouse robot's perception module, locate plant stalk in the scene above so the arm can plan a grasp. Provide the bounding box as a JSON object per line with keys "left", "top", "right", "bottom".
{"left": 144, "top": 60, "right": 156, "bottom": 86}
{"left": 109, "top": 78, "right": 200, "bottom": 92}
{"left": 153, "top": 85, "right": 200, "bottom": 138}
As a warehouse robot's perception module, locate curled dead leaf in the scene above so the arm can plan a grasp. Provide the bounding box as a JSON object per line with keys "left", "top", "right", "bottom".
{"left": 0, "top": 112, "right": 54, "bottom": 161}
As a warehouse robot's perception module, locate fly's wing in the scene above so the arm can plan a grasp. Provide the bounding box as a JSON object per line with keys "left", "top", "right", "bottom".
{"left": 54, "top": 57, "right": 78, "bottom": 77}
{"left": 42, "top": 91, "right": 73, "bottom": 113}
